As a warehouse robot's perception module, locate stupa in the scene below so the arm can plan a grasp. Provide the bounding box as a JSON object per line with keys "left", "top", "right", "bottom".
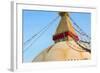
{"left": 32, "top": 12, "right": 91, "bottom": 62}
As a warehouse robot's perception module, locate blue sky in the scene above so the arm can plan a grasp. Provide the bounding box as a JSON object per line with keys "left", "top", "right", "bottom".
{"left": 22, "top": 10, "right": 91, "bottom": 62}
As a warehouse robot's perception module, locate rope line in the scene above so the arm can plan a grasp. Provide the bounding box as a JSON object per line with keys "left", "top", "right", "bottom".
{"left": 69, "top": 15, "right": 91, "bottom": 40}
{"left": 66, "top": 13, "right": 91, "bottom": 44}
{"left": 76, "top": 41, "right": 91, "bottom": 53}
{"left": 65, "top": 15, "right": 90, "bottom": 43}
{"left": 24, "top": 16, "right": 59, "bottom": 45}
{"left": 23, "top": 16, "right": 59, "bottom": 52}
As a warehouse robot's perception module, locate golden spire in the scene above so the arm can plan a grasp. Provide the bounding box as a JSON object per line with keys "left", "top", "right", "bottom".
{"left": 53, "top": 12, "right": 79, "bottom": 43}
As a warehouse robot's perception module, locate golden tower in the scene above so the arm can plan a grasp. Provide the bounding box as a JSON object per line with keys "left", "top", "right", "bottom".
{"left": 53, "top": 12, "right": 79, "bottom": 43}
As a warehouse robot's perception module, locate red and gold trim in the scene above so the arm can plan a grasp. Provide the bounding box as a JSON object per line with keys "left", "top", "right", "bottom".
{"left": 53, "top": 31, "right": 79, "bottom": 41}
